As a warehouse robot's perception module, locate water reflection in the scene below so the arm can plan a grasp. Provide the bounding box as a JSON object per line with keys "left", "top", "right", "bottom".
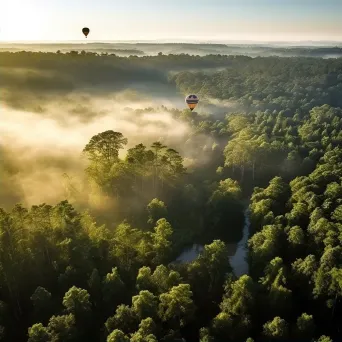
{"left": 174, "top": 209, "right": 250, "bottom": 277}
{"left": 228, "top": 209, "right": 249, "bottom": 277}
{"left": 175, "top": 244, "right": 204, "bottom": 263}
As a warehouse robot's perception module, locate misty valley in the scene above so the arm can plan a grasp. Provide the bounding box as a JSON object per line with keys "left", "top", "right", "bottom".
{"left": 0, "top": 45, "right": 342, "bottom": 342}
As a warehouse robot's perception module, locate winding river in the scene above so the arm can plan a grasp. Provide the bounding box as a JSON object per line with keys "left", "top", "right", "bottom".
{"left": 175, "top": 209, "right": 250, "bottom": 277}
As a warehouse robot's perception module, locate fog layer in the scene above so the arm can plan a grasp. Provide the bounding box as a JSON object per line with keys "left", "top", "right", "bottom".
{"left": 0, "top": 89, "right": 202, "bottom": 208}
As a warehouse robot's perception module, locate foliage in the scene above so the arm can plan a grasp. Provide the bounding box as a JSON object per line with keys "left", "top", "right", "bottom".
{"left": 1, "top": 51, "right": 342, "bottom": 341}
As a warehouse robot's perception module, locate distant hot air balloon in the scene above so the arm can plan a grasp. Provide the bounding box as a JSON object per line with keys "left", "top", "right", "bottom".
{"left": 185, "top": 94, "right": 199, "bottom": 111}
{"left": 82, "top": 27, "right": 90, "bottom": 38}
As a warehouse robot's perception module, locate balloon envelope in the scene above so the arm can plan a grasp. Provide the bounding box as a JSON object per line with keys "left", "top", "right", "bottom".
{"left": 82, "top": 27, "right": 90, "bottom": 37}
{"left": 185, "top": 94, "right": 199, "bottom": 111}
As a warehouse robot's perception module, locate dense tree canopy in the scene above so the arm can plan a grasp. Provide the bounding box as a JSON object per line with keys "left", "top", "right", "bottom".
{"left": 1, "top": 50, "right": 342, "bottom": 341}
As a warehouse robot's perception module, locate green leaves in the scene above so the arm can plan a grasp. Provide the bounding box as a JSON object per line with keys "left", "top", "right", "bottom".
{"left": 28, "top": 323, "right": 50, "bottom": 342}
{"left": 294, "top": 313, "right": 315, "bottom": 340}
{"left": 147, "top": 199, "right": 167, "bottom": 226}
{"left": 151, "top": 219, "right": 173, "bottom": 265}
{"left": 107, "top": 329, "right": 130, "bottom": 342}
{"left": 263, "top": 316, "right": 289, "bottom": 340}
{"left": 212, "top": 275, "right": 255, "bottom": 340}
{"left": 158, "top": 284, "right": 195, "bottom": 328}
{"left": 62, "top": 286, "right": 91, "bottom": 316}
{"left": 83, "top": 131, "right": 127, "bottom": 164}
{"left": 132, "top": 291, "right": 158, "bottom": 320}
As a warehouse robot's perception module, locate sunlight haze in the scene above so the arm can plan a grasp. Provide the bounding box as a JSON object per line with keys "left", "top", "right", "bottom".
{"left": 1, "top": 0, "right": 342, "bottom": 42}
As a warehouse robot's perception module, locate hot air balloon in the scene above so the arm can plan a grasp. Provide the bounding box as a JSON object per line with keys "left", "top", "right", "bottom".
{"left": 185, "top": 94, "right": 199, "bottom": 111}
{"left": 82, "top": 27, "right": 90, "bottom": 38}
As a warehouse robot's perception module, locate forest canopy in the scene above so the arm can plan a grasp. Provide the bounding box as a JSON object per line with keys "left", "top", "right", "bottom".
{"left": 0, "top": 49, "right": 342, "bottom": 341}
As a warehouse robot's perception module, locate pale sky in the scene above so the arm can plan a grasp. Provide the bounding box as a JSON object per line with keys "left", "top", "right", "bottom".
{"left": 1, "top": 0, "right": 342, "bottom": 42}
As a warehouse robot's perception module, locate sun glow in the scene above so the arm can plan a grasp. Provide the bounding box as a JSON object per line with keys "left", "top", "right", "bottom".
{"left": 0, "top": 1, "right": 50, "bottom": 41}
{"left": 0, "top": 0, "right": 341, "bottom": 42}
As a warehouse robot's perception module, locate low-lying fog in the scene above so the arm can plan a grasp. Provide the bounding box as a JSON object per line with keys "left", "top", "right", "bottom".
{"left": 2, "top": 42, "right": 342, "bottom": 58}
{"left": 0, "top": 89, "right": 218, "bottom": 209}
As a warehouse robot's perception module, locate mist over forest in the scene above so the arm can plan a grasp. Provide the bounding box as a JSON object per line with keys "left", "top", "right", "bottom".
{"left": 2, "top": 42, "right": 342, "bottom": 58}
{"left": 1, "top": 43, "right": 342, "bottom": 342}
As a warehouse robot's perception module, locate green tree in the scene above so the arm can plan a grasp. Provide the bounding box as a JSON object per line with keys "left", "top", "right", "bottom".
{"left": 150, "top": 265, "right": 182, "bottom": 294}
{"left": 294, "top": 313, "right": 315, "bottom": 340}
{"left": 151, "top": 219, "right": 173, "bottom": 264}
{"left": 47, "top": 314, "right": 77, "bottom": 342}
{"left": 147, "top": 199, "right": 167, "bottom": 225}
{"left": 28, "top": 324, "right": 50, "bottom": 342}
{"left": 105, "top": 305, "right": 139, "bottom": 335}
{"left": 62, "top": 286, "right": 91, "bottom": 316}
{"left": 30, "top": 286, "right": 53, "bottom": 322}
{"left": 102, "top": 267, "right": 125, "bottom": 311}
{"left": 263, "top": 316, "right": 289, "bottom": 340}
{"left": 132, "top": 290, "right": 158, "bottom": 320}
{"left": 199, "top": 327, "right": 214, "bottom": 342}
{"left": 315, "top": 336, "right": 333, "bottom": 342}
{"left": 212, "top": 275, "right": 255, "bottom": 340}
{"left": 83, "top": 131, "right": 128, "bottom": 164}
{"left": 130, "top": 318, "right": 157, "bottom": 342}
{"left": 136, "top": 266, "right": 155, "bottom": 293}
{"left": 158, "top": 284, "right": 196, "bottom": 328}
{"left": 107, "top": 329, "right": 130, "bottom": 342}
{"left": 188, "top": 240, "right": 232, "bottom": 306}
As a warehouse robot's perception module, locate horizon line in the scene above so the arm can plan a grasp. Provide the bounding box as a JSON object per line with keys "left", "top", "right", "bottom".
{"left": 1, "top": 39, "right": 342, "bottom": 45}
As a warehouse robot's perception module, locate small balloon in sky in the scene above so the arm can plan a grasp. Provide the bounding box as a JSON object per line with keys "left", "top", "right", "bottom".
{"left": 185, "top": 94, "right": 199, "bottom": 111}
{"left": 82, "top": 27, "right": 90, "bottom": 38}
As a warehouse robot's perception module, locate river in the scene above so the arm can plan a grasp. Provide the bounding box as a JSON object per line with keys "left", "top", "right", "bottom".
{"left": 174, "top": 209, "right": 250, "bottom": 277}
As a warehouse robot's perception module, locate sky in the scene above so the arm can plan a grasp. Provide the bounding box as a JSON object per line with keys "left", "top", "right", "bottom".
{"left": 1, "top": 0, "right": 342, "bottom": 42}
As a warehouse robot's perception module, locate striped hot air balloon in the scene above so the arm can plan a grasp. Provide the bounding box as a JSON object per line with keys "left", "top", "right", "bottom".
{"left": 185, "top": 94, "right": 199, "bottom": 111}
